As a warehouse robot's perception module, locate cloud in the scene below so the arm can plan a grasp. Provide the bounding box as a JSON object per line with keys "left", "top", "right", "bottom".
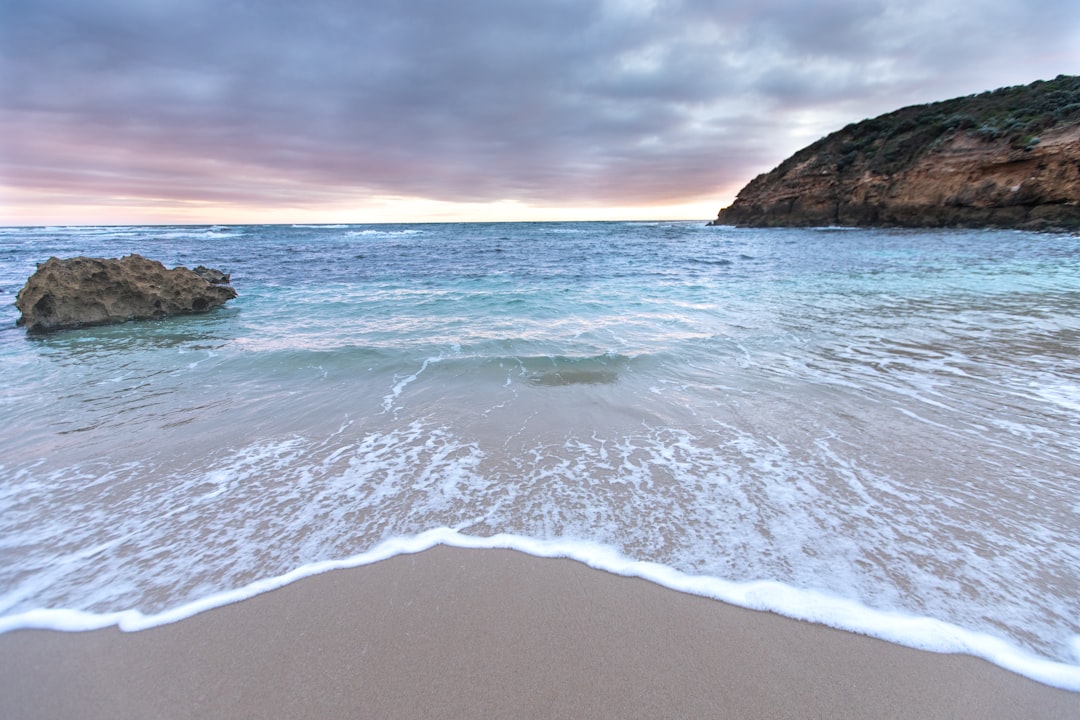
{"left": 1, "top": 0, "right": 1078, "bottom": 221}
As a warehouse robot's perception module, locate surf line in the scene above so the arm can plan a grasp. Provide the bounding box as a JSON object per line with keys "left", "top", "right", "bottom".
{"left": 2, "top": 527, "right": 1078, "bottom": 692}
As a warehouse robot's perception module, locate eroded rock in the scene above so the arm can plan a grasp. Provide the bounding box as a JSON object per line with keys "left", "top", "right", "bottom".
{"left": 15, "top": 254, "right": 237, "bottom": 332}
{"left": 192, "top": 266, "right": 231, "bottom": 285}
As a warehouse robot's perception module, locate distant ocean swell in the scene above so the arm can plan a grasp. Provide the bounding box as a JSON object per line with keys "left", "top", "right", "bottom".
{"left": 0, "top": 222, "right": 1078, "bottom": 691}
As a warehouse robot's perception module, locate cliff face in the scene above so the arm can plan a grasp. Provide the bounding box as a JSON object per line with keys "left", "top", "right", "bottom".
{"left": 712, "top": 75, "right": 1080, "bottom": 231}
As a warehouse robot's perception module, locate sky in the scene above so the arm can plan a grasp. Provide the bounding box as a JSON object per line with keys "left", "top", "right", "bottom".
{"left": 1, "top": 0, "right": 1078, "bottom": 225}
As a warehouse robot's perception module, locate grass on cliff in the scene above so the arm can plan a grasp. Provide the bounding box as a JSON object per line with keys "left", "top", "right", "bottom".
{"left": 775, "top": 74, "right": 1080, "bottom": 179}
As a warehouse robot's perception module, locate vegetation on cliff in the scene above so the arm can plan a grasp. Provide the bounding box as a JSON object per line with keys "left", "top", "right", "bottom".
{"left": 712, "top": 75, "right": 1080, "bottom": 230}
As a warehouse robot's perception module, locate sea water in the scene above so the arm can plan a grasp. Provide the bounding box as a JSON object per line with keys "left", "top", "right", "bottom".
{"left": 0, "top": 222, "right": 1078, "bottom": 689}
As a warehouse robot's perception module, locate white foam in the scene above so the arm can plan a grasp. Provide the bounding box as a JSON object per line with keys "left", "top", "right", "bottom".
{"left": 1, "top": 528, "right": 1077, "bottom": 692}
{"left": 381, "top": 357, "right": 440, "bottom": 413}
{"left": 346, "top": 229, "right": 422, "bottom": 237}
{"left": 1031, "top": 381, "right": 1080, "bottom": 414}
{"left": 156, "top": 230, "right": 242, "bottom": 240}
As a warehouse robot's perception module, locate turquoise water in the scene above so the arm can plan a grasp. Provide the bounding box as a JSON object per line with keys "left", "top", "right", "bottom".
{"left": 1, "top": 222, "right": 1079, "bottom": 688}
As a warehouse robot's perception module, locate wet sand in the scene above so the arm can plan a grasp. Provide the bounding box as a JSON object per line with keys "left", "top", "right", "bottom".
{"left": 1, "top": 546, "right": 1076, "bottom": 719}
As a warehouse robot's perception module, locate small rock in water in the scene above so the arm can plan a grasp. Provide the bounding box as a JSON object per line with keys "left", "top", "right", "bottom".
{"left": 192, "top": 266, "right": 231, "bottom": 285}
{"left": 14, "top": 254, "right": 237, "bottom": 332}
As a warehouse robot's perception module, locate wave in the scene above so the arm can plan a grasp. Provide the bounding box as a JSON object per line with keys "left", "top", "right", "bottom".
{"left": 689, "top": 258, "right": 734, "bottom": 266}
{"left": 371, "top": 352, "right": 639, "bottom": 398}
{"left": 463, "top": 353, "right": 634, "bottom": 386}
{"left": 2, "top": 528, "right": 1077, "bottom": 691}
{"left": 155, "top": 228, "right": 243, "bottom": 239}
{"left": 346, "top": 229, "right": 423, "bottom": 237}
{"left": 221, "top": 344, "right": 643, "bottom": 381}
{"left": 362, "top": 352, "right": 636, "bottom": 387}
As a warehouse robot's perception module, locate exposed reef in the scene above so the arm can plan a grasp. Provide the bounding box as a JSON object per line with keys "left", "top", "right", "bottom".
{"left": 711, "top": 75, "right": 1080, "bottom": 231}
{"left": 15, "top": 254, "right": 237, "bottom": 332}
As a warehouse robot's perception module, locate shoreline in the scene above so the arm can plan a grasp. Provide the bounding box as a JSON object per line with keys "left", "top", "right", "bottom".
{"left": 2, "top": 546, "right": 1076, "bottom": 719}
{"left": 4, "top": 528, "right": 1078, "bottom": 690}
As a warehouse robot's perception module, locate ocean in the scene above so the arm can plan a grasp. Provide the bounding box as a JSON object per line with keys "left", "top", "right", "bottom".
{"left": 1, "top": 221, "right": 1078, "bottom": 690}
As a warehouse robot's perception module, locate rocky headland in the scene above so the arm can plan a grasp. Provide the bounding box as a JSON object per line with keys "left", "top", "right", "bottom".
{"left": 711, "top": 75, "right": 1080, "bottom": 231}
{"left": 15, "top": 254, "right": 237, "bottom": 332}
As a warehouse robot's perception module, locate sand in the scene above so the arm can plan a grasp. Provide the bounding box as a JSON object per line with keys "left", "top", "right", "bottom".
{"left": 1, "top": 546, "right": 1076, "bottom": 719}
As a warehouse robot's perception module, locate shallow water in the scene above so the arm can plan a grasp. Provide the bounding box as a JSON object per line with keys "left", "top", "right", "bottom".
{"left": 1, "top": 222, "right": 1078, "bottom": 688}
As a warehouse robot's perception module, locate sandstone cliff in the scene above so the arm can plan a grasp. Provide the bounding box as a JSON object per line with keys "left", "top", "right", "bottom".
{"left": 15, "top": 254, "right": 237, "bottom": 332}
{"left": 711, "top": 75, "right": 1080, "bottom": 231}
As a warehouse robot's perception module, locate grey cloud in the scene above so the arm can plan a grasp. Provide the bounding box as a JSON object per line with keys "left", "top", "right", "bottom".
{"left": 2, "top": 0, "right": 1078, "bottom": 213}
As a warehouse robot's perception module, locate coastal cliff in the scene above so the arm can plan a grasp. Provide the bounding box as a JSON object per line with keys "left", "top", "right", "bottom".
{"left": 711, "top": 75, "right": 1080, "bottom": 231}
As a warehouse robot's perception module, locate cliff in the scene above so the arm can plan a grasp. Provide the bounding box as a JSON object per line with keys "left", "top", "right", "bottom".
{"left": 711, "top": 75, "right": 1080, "bottom": 231}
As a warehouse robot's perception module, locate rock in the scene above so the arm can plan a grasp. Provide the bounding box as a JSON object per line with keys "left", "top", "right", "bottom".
{"left": 192, "top": 266, "right": 231, "bottom": 285}
{"left": 14, "top": 254, "right": 237, "bottom": 332}
{"left": 711, "top": 75, "right": 1080, "bottom": 231}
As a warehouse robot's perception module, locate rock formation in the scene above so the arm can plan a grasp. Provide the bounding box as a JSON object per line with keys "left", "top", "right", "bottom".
{"left": 15, "top": 254, "right": 237, "bottom": 332}
{"left": 192, "top": 266, "right": 232, "bottom": 285}
{"left": 711, "top": 75, "right": 1080, "bottom": 231}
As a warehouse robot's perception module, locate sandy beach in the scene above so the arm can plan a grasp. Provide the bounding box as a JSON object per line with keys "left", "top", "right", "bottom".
{"left": 1, "top": 546, "right": 1075, "bottom": 719}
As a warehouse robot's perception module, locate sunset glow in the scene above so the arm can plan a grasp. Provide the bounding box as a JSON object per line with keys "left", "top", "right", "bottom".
{"left": 2, "top": 1, "right": 1077, "bottom": 226}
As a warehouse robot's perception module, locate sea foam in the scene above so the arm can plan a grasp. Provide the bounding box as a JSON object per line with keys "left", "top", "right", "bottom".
{"left": 2, "top": 529, "right": 1078, "bottom": 691}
